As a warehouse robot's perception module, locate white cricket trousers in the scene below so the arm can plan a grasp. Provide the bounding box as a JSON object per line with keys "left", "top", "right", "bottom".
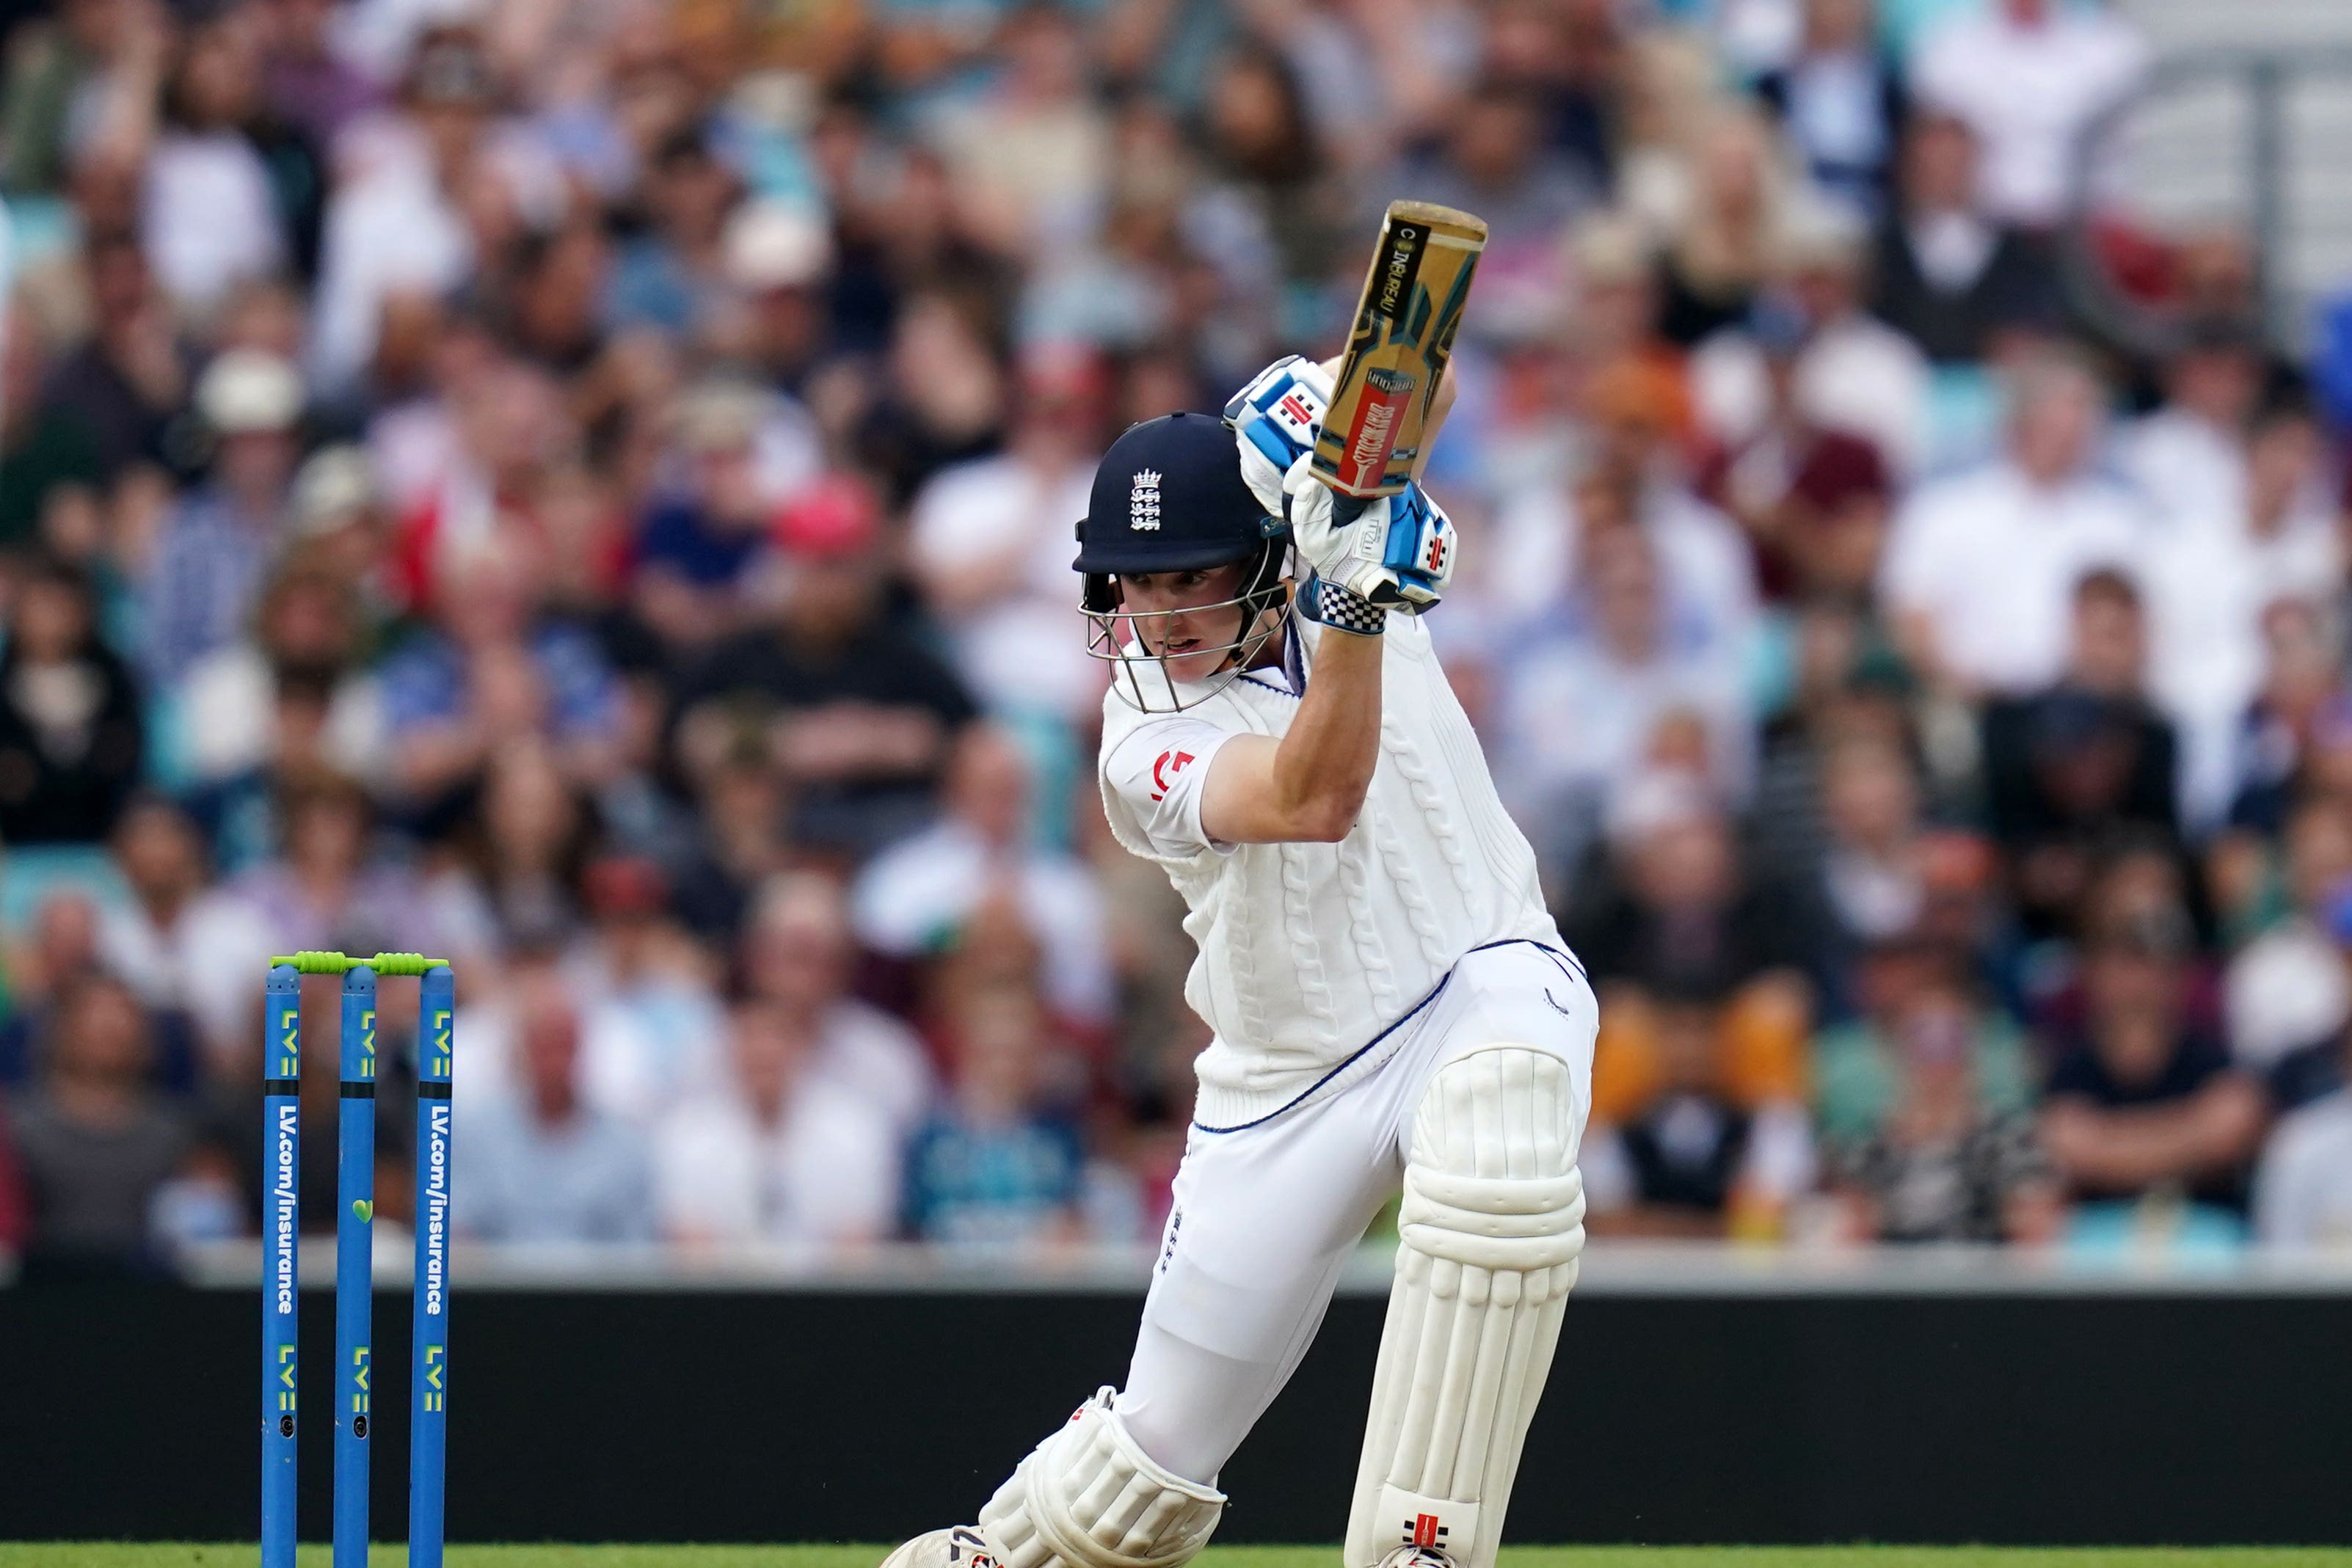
{"left": 1111, "top": 940, "right": 1598, "bottom": 1484}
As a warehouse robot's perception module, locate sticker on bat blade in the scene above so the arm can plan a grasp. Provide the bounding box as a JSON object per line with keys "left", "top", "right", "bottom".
{"left": 1336, "top": 368, "right": 1415, "bottom": 493}
{"left": 1369, "top": 223, "right": 1429, "bottom": 327}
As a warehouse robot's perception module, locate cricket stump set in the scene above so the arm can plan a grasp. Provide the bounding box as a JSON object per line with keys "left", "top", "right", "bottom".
{"left": 261, "top": 951, "right": 456, "bottom": 1568}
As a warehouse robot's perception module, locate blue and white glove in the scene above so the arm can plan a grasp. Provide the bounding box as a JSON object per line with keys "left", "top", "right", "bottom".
{"left": 1228, "top": 354, "right": 1332, "bottom": 508}
{"left": 1279, "top": 453, "right": 1454, "bottom": 619}
{"left": 1226, "top": 355, "right": 1456, "bottom": 622}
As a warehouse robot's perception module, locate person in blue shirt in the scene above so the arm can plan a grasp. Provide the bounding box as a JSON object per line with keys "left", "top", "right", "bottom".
{"left": 902, "top": 979, "right": 1082, "bottom": 1248}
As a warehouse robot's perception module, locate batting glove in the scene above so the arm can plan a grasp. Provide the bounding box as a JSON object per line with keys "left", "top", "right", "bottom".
{"left": 1228, "top": 354, "right": 1333, "bottom": 515}
{"left": 1280, "top": 452, "right": 1455, "bottom": 615}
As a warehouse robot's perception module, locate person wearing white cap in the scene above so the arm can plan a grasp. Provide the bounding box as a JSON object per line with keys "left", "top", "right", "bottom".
{"left": 137, "top": 349, "right": 306, "bottom": 692}
{"left": 721, "top": 198, "right": 835, "bottom": 390}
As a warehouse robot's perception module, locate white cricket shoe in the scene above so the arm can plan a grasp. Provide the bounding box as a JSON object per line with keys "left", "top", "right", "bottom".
{"left": 879, "top": 1525, "right": 998, "bottom": 1568}
{"left": 1372, "top": 1549, "right": 1457, "bottom": 1568}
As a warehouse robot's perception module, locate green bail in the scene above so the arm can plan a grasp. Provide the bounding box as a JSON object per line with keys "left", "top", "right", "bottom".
{"left": 269, "top": 951, "right": 451, "bottom": 975}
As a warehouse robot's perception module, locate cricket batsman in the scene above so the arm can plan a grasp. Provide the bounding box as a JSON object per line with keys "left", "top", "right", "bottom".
{"left": 884, "top": 205, "right": 1596, "bottom": 1568}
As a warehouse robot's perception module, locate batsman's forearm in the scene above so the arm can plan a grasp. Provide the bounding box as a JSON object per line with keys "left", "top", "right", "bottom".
{"left": 1270, "top": 627, "right": 1383, "bottom": 841}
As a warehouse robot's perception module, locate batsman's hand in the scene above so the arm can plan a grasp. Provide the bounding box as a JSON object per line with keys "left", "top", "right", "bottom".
{"left": 1226, "top": 354, "right": 1456, "bottom": 613}
{"left": 1281, "top": 452, "right": 1455, "bottom": 615}
{"left": 1228, "top": 354, "right": 1331, "bottom": 514}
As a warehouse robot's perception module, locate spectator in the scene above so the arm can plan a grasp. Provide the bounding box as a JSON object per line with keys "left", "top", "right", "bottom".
{"left": 924, "top": 4, "right": 1111, "bottom": 262}
{"left": 2116, "top": 318, "right": 2268, "bottom": 539}
{"left": 2253, "top": 1019, "right": 2352, "bottom": 1247}
{"left": 308, "top": 26, "right": 520, "bottom": 395}
{"left": 1754, "top": 0, "right": 1908, "bottom": 222}
{"left": 1394, "top": 76, "right": 1598, "bottom": 263}
{"left": 0, "top": 555, "right": 145, "bottom": 845}
{"left": 630, "top": 379, "right": 800, "bottom": 652}
{"left": 218, "top": 768, "right": 440, "bottom": 960}
{"left": 1811, "top": 735, "right": 1933, "bottom": 963}
{"left": 1880, "top": 349, "right": 2144, "bottom": 697}
{"left": 907, "top": 346, "right": 1107, "bottom": 724}
{"left": 378, "top": 531, "right": 623, "bottom": 811}
{"left": 0, "top": 307, "right": 106, "bottom": 551}
{"left": 903, "top": 979, "right": 1085, "bottom": 1249}
{"left": 139, "top": 348, "right": 305, "bottom": 691}
{"left": 2040, "top": 914, "right": 2266, "bottom": 1230}
{"left": 1193, "top": 47, "right": 1350, "bottom": 307}
{"left": 653, "top": 996, "right": 903, "bottom": 1247}
{"left": 2224, "top": 801, "right": 2352, "bottom": 1071}
{"left": 457, "top": 968, "right": 656, "bottom": 1244}
{"left": 607, "top": 128, "right": 743, "bottom": 340}
{"left": 2141, "top": 393, "right": 2341, "bottom": 829}
{"left": 1824, "top": 958, "right": 2060, "bottom": 1243}
{"left": 1981, "top": 571, "right": 2181, "bottom": 932}
{"left": 740, "top": 872, "right": 936, "bottom": 1145}
{"left": 1868, "top": 109, "right": 2059, "bottom": 365}
{"left": 855, "top": 724, "right": 1113, "bottom": 1030}
{"left": 2221, "top": 600, "right": 2346, "bottom": 841}
{"left": 258, "top": 0, "right": 381, "bottom": 150}
{"left": 1691, "top": 206, "right": 1929, "bottom": 480}
{"left": 98, "top": 794, "right": 258, "bottom": 1071}
{"left": 4, "top": 969, "right": 189, "bottom": 1270}
{"left": 1654, "top": 103, "right": 1802, "bottom": 347}
{"left": 0, "top": 888, "right": 109, "bottom": 1086}
{"left": 671, "top": 475, "right": 975, "bottom": 857}
{"left": 1816, "top": 934, "right": 2037, "bottom": 1147}
{"left": 40, "top": 232, "right": 189, "bottom": 482}
{"left": 1583, "top": 979, "right": 1815, "bottom": 1239}
{"left": 1493, "top": 525, "right": 1751, "bottom": 877}
{"left": 663, "top": 740, "right": 788, "bottom": 942}
{"left": 544, "top": 855, "right": 728, "bottom": 1130}
{"left": 172, "top": 561, "right": 383, "bottom": 795}
{"left": 140, "top": 6, "right": 302, "bottom": 321}
{"left": 721, "top": 200, "right": 839, "bottom": 393}
{"left": 1487, "top": 368, "right": 1761, "bottom": 654}
{"left": 1909, "top": 0, "right": 2148, "bottom": 230}
{"left": 1567, "top": 774, "right": 1819, "bottom": 1115}
{"left": 445, "top": 738, "right": 597, "bottom": 955}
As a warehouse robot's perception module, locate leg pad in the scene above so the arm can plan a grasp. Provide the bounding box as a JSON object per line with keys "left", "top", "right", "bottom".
{"left": 1345, "top": 1046, "right": 1585, "bottom": 1568}
{"left": 980, "top": 1389, "right": 1226, "bottom": 1568}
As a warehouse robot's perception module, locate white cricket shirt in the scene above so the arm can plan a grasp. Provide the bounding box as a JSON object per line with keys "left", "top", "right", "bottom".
{"left": 1097, "top": 613, "right": 1561, "bottom": 1129}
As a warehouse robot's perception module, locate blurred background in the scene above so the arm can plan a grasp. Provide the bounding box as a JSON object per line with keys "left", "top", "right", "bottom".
{"left": 6, "top": 0, "right": 2352, "bottom": 1286}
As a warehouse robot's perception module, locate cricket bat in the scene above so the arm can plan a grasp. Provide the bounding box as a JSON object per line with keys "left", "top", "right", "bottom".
{"left": 1311, "top": 200, "right": 1488, "bottom": 499}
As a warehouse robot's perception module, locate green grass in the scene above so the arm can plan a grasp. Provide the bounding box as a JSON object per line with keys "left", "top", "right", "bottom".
{"left": 5, "top": 1550, "right": 2351, "bottom": 1568}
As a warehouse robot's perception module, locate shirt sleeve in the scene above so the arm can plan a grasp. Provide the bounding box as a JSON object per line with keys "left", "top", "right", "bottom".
{"left": 1740, "top": 1101, "right": 1818, "bottom": 1205}
{"left": 2251, "top": 1115, "right": 2316, "bottom": 1245}
{"left": 1578, "top": 1125, "right": 1634, "bottom": 1214}
{"left": 1876, "top": 487, "right": 1954, "bottom": 619}
{"left": 1102, "top": 715, "right": 1243, "bottom": 859}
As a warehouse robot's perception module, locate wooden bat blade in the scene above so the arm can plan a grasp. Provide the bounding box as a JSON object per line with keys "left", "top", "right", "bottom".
{"left": 1312, "top": 200, "right": 1487, "bottom": 498}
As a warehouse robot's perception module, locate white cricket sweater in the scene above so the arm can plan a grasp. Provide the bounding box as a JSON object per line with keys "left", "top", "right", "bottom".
{"left": 1097, "top": 614, "right": 1561, "bottom": 1129}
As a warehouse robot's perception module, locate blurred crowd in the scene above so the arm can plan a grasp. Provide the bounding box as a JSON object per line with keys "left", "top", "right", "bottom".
{"left": 7, "top": 0, "right": 2352, "bottom": 1280}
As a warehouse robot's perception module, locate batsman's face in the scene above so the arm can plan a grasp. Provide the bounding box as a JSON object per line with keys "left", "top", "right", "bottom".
{"left": 1119, "top": 564, "right": 1250, "bottom": 682}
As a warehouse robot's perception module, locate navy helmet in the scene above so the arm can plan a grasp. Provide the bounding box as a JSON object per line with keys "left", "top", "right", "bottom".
{"left": 1074, "top": 411, "right": 1292, "bottom": 708}
{"left": 1074, "top": 411, "right": 1283, "bottom": 575}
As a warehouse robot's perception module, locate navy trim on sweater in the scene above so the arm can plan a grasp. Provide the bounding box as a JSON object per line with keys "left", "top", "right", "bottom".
{"left": 1190, "top": 937, "right": 1584, "bottom": 1134}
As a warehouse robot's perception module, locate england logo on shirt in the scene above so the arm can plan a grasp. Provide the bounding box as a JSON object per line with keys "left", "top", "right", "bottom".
{"left": 1130, "top": 469, "right": 1162, "bottom": 530}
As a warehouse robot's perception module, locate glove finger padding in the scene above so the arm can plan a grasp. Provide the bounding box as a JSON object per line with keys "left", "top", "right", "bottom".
{"left": 1281, "top": 453, "right": 1456, "bottom": 614}
{"left": 1227, "top": 355, "right": 1334, "bottom": 516}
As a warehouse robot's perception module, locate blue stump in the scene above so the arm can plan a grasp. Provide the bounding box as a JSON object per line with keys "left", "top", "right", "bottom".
{"left": 409, "top": 963, "right": 455, "bottom": 1567}
{"left": 332, "top": 966, "right": 378, "bottom": 1568}
{"left": 260, "top": 964, "right": 303, "bottom": 1568}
